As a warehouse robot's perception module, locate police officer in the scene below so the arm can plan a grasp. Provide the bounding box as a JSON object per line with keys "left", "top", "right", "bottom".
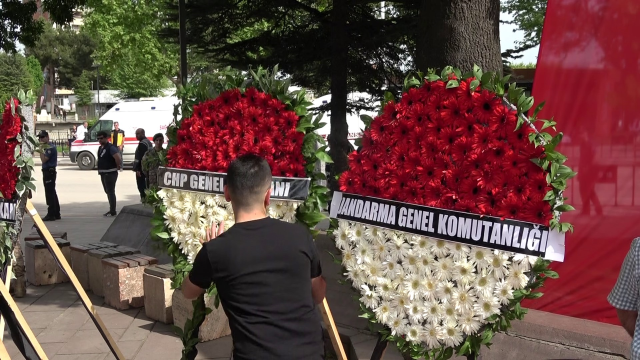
{"left": 37, "top": 131, "right": 61, "bottom": 221}
{"left": 97, "top": 130, "right": 122, "bottom": 216}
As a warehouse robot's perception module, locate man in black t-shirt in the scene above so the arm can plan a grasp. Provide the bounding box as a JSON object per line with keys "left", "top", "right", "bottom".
{"left": 182, "top": 154, "right": 326, "bottom": 360}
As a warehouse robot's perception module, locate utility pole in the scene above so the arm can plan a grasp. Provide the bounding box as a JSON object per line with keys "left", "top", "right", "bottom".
{"left": 179, "top": 0, "right": 188, "bottom": 87}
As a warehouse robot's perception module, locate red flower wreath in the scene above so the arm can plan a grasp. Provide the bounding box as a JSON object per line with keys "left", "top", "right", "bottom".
{"left": 166, "top": 87, "right": 306, "bottom": 177}
{"left": 339, "top": 77, "right": 554, "bottom": 225}
{"left": 0, "top": 99, "right": 22, "bottom": 198}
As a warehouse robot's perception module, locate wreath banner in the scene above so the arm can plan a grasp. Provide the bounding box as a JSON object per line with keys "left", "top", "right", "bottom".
{"left": 0, "top": 199, "right": 17, "bottom": 223}
{"left": 157, "top": 166, "right": 311, "bottom": 200}
{"left": 330, "top": 191, "right": 564, "bottom": 261}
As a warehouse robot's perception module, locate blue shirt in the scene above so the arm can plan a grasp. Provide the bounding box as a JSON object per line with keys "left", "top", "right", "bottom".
{"left": 42, "top": 142, "right": 57, "bottom": 169}
{"left": 608, "top": 237, "right": 640, "bottom": 359}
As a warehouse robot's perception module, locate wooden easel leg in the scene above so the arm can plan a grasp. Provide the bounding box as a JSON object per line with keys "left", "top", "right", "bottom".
{"left": 26, "top": 200, "right": 125, "bottom": 360}
{"left": 370, "top": 334, "right": 389, "bottom": 360}
{"left": 319, "top": 298, "right": 348, "bottom": 360}
{"left": 0, "top": 263, "right": 12, "bottom": 342}
{"left": 0, "top": 336, "right": 11, "bottom": 359}
{"left": 0, "top": 279, "right": 47, "bottom": 359}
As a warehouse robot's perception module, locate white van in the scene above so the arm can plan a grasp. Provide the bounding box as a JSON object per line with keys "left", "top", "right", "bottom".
{"left": 70, "top": 98, "right": 179, "bottom": 170}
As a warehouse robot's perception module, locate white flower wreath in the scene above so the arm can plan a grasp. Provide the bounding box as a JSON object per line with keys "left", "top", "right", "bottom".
{"left": 335, "top": 219, "right": 537, "bottom": 348}
{"left": 158, "top": 188, "right": 300, "bottom": 262}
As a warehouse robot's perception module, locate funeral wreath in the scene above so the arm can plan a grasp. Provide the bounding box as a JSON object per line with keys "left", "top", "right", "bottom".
{"left": 330, "top": 66, "right": 575, "bottom": 359}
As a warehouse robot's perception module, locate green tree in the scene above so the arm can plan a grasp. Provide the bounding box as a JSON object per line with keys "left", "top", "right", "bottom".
{"left": 501, "top": 0, "right": 547, "bottom": 60}
{"left": 74, "top": 71, "right": 92, "bottom": 118}
{"left": 84, "top": 0, "right": 176, "bottom": 98}
{"left": 0, "top": 52, "right": 33, "bottom": 103}
{"left": 25, "top": 55, "right": 44, "bottom": 92}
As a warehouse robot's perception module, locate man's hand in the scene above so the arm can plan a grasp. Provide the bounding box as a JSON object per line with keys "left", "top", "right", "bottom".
{"left": 200, "top": 221, "right": 225, "bottom": 244}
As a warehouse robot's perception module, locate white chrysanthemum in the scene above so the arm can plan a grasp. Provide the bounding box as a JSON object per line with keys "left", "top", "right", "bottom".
{"left": 351, "top": 223, "right": 365, "bottom": 241}
{"left": 371, "top": 238, "right": 387, "bottom": 261}
{"left": 386, "top": 237, "right": 411, "bottom": 262}
{"left": 512, "top": 254, "right": 538, "bottom": 272}
{"left": 474, "top": 296, "right": 500, "bottom": 320}
{"left": 453, "top": 259, "right": 476, "bottom": 285}
{"left": 422, "top": 275, "right": 438, "bottom": 301}
{"left": 434, "top": 257, "right": 454, "bottom": 281}
{"left": 440, "top": 321, "right": 463, "bottom": 347}
{"left": 459, "top": 311, "right": 482, "bottom": 335}
{"left": 341, "top": 248, "right": 357, "bottom": 270}
{"left": 365, "top": 226, "right": 384, "bottom": 243}
{"left": 382, "top": 260, "right": 399, "bottom": 280}
{"left": 391, "top": 293, "right": 411, "bottom": 312}
{"left": 388, "top": 313, "right": 408, "bottom": 336}
{"left": 403, "top": 251, "right": 420, "bottom": 275}
{"left": 422, "top": 323, "right": 441, "bottom": 349}
{"left": 488, "top": 251, "right": 510, "bottom": 279}
{"left": 375, "top": 278, "right": 396, "bottom": 300}
{"left": 448, "top": 243, "right": 471, "bottom": 261}
{"left": 431, "top": 239, "right": 450, "bottom": 258}
{"left": 374, "top": 301, "right": 394, "bottom": 324}
{"left": 424, "top": 301, "right": 443, "bottom": 325}
{"left": 334, "top": 223, "right": 351, "bottom": 251}
{"left": 436, "top": 281, "right": 455, "bottom": 302}
{"left": 419, "top": 255, "right": 436, "bottom": 276}
{"left": 407, "top": 302, "right": 425, "bottom": 325}
{"left": 404, "top": 274, "right": 424, "bottom": 300}
{"left": 470, "top": 247, "right": 491, "bottom": 270}
{"left": 442, "top": 301, "right": 457, "bottom": 321}
{"left": 410, "top": 235, "right": 432, "bottom": 256}
{"left": 474, "top": 275, "right": 496, "bottom": 299}
{"left": 282, "top": 204, "right": 297, "bottom": 222}
{"left": 355, "top": 243, "right": 373, "bottom": 265}
{"left": 406, "top": 325, "right": 423, "bottom": 344}
{"left": 452, "top": 286, "right": 476, "bottom": 313}
{"left": 365, "top": 259, "right": 384, "bottom": 281}
{"left": 271, "top": 201, "right": 287, "bottom": 217}
{"left": 360, "top": 285, "right": 380, "bottom": 309}
{"left": 507, "top": 262, "right": 529, "bottom": 289}
{"left": 495, "top": 280, "right": 514, "bottom": 305}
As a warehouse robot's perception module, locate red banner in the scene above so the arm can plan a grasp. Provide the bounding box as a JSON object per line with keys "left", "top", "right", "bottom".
{"left": 523, "top": 0, "right": 640, "bottom": 324}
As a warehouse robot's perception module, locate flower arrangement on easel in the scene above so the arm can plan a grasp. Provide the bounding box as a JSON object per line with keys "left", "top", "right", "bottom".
{"left": 330, "top": 65, "right": 575, "bottom": 359}
{"left": 145, "top": 67, "right": 331, "bottom": 359}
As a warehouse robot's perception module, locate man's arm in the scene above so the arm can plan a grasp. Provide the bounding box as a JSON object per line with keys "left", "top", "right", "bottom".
{"left": 119, "top": 131, "right": 125, "bottom": 150}
{"left": 183, "top": 243, "right": 214, "bottom": 300}
{"left": 113, "top": 151, "right": 122, "bottom": 169}
{"left": 311, "top": 276, "right": 326, "bottom": 304}
{"left": 182, "top": 276, "right": 206, "bottom": 300}
{"left": 617, "top": 309, "right": 637, "bottom": 337}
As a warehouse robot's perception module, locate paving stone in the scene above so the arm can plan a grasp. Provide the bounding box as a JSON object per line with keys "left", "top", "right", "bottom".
{"left": 36, "top": 328, "right": 78, "bottom": 343}
{"left": 133, "top": 331, "right": 183, "bottom": 360}
{"left": 21, "top": 310, "right": 64, "bottom": 328}
{"left": 52, "top": 354, "right": 108, "bottom": 360}
{"left": 41, "top": 341, "right": 65, "bottom": 357}
{"left": 151, "top": 320, "right": 174, "bottom": 333}
{"left": 23, "top": 287, "right": 78, "bottom": 312}
{"left": 119, "top": 313, "right": 155, "bottom": 341}
{"left": 56, "top": 329, "right": 113, "bottom": 354}
{"left": 81, "top": 311, "right": 137, "bottom": 330}
{"left": 194, "top": 336, "right": 233, "bottom": 359}
{"left": 102, "top": 340, "right": 144, "bottom": 360}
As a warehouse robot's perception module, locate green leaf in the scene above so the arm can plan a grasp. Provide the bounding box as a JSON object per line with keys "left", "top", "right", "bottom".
{"left": 446, "top": 79, "right": 459, "bottom": 89}
{"left": 25, "top": 181, "right": 36, "bottom": 191}
{"left": 543, "top": 270, "right": 559, "bottom": 279}
{"left": 384, "top": 91, "right": 395, "bottom": 103}
{"left": 470, "top": 79, "right": 480, "bottom": 91}
{"left": 555, "top": 204, "right": 575, "bottom": 212}
{"left": 543, "top": 190, "right": 555, "bottom": 201}
{"left": 314, "top": 150, "right": 333, "bottom": 163}
{"left": 526, "top": 292, "right": 544, "bottom": 299}
{"left": 155, "top": 232, "right": 170, "bottom": 239}
{"left": 360, "top": 114, "right": 374, "bottom": 128}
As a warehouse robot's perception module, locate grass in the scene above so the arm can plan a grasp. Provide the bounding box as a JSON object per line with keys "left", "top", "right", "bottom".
{"left": 509, "top": 62, "right": 536, "bottom": 69}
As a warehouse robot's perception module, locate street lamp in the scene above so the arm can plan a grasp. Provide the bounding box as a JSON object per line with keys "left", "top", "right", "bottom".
{"left": 92, "top": 63, "right": 101, "bottom": 117}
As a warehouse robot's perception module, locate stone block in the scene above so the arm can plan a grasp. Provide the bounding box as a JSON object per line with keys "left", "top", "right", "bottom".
{"left": 70, "top": 242, "right": 119, "bottom": 291}
{"left": 88, "top": 247, "right": 141, "bottom": 297}
{"left": 102, "top": 254, "right": 157, "bottom": 310}
{"left": 172, "top": 290, "right": 231, "bottom": 342}
{"left": 24, "top": 231, "right": 68, "bottom": 242}
{"left": 143, "top": 264, "right": 175, "bottom": 324}
{"left": 25, "top": 239, "right": 72, "bottom": 286}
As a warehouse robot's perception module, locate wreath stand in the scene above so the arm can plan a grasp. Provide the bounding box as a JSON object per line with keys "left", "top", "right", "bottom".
{"left": 0, "top": 201, "right": 127, "bottom": 360}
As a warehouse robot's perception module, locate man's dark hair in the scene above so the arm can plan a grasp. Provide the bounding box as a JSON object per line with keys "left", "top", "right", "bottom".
{"left": 153, "top": 133, "right": 164, "bottom": 142}
{"left": 227, "top": 154, "right": 272, "bottom": 210}
{"left": 97, "top": 130, "right": 109, "bottom": 139}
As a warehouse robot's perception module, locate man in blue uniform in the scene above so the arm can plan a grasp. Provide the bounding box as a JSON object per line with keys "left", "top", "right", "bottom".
{"left": 37, "top": 130, "right": 60, "bottom": 221}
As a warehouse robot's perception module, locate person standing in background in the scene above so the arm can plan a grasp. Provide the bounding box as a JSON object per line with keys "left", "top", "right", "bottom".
{"left": 76, "top": 121, "right": 89, "bottom": 142}
{"left": 97, "top": 130, "right": 122, "bottom": 217}
{"left": 111, "top": 121, "right": 125, "bottom": 159}
{"left": 62, "top": 109, "right": 67, "bottom": 121}
{"left": 142, "top": 133, "right": 166, "bottom": 188}
{"left": 68, "top": 125, "right": 77, "bottom": 149}
{"left": 133, "top": 128, "right": 152, "bottom": 201}
{"left": 37, "top": 131, "right": 61, "bottom": 221}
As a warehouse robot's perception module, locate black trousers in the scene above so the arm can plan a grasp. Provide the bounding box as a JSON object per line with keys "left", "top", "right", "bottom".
{"left": 42, "top": 168, "right": 60, "bottom": 217}
{"left": 136, "top": 172, "right": 147, "bottom": 200}
{"left": 100, "top": 171, "right": 118, "bottom": 213}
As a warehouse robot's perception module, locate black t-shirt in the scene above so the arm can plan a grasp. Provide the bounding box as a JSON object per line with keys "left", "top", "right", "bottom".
{"left": 189, "top": 217, "right": 323, "bottom": 360}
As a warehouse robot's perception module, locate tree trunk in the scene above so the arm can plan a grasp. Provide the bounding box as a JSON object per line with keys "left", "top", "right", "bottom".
{"left": 328, "top": 0, "right": 352, "bottom": 191}
{"left": 415, "top": 0, "right": 502, "bottom": 74}
{"left": 10, "top": 105, "right": 35, "bottom": 297}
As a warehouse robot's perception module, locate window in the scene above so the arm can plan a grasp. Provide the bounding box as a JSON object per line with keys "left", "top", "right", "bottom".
{"left": 87, "top": 120, "right": 113, "bottom": 142}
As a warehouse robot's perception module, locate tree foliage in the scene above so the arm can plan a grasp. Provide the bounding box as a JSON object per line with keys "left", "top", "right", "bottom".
{"left": 0, "top": 0, "right": 86, "bottom": 53}
{"left": 26, "top": 22, "right": 101, "bottom": 89}
{"left": 0, "top": 52, "right": 33, "bottom": 103}
{"left": 501, "top": 0, "right": 547, "bottom": 60}
{"left": 83, "top": 0, "right": 177, "bottom": 98}
{"left": 74, "top": 70, "right": 92, "bottom": 117}
{"left": 25, "top": 56, "right": 44, "bottom": 92}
